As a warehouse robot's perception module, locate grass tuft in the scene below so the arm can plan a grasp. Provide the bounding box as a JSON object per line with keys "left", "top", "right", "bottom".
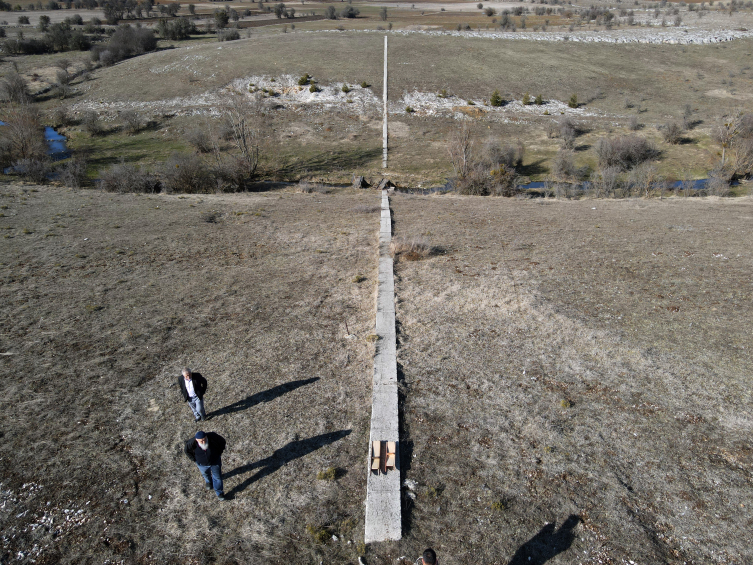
{"left": 316, "top": 467, "right": 338, "bottom": 481}
{"left": 390, "top": 235, "right": 433, "bottom": 261}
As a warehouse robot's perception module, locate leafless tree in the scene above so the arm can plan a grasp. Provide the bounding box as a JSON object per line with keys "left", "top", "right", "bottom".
{"left": 0, "top": 103, "right": 47, "bottom": 167}
{"left": 447, "top": 123, "right": 473, "bottom": 178}
{"left": 712, "top": 111, "right": 743, "bottom": 165}
{"left": 220, "top": 94, "right": 264, "bottom": 179}
{"left": 0, "top": 72, "right": 31, "bottom": 104}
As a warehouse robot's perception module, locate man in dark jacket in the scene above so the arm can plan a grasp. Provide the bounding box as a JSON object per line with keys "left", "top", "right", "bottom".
{"left": 178, "top": 367, "right": 207, "bottom": 422}
{"left": 184, "top": 431, "right": 226, "bottom": 500}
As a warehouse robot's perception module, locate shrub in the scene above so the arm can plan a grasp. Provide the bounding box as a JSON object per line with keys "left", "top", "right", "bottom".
{"left": 81, "top": 110, "right": 102, "bottom": 136}
{"left": 662, "top": 120, "right": 684, "bottom": 144}
{"left": 628, "top": 115, "right": 641, "bottom": 131}
{"left": 58, "top": 157, "right": 89, "bottom": 188}
{"left": 97, "top": 161, "right": 158, "bottom": 193}
{"left": 13, "top": 158, "right": 50, "bottom": 183}
{"left": 559, "top": 117, "right": 577, "bottom": 148}
{"left": 594, "top": 135, "right": 658, "bottom": 171}
{"left": 0, "top": 72, "right": 31, "bottom": 104}
{"left": 627, "top": 162, "right": 660, "bottom": 197}
{"left": 339, "top": 5, "right": 358, "bottom": 17}
{"left": 186, "top": 126, "right": 213, "bottom": 153}
{"left": 481, "top": 138, "right": 524, "bottom": 170}
{"left": 217, "top": 28, "right": 240, "bottom": 41}
{"left": 588, "top": 166, "right": 622, "bottom": 198}
{"left": 490, "top": 89, "right": 504, "bottom": 107}
{"left": 309, "top": 82, "right": 320, "bottom": 93}
{"left": 0, "top": 103, "right": 47, "bottom": 167}
{"left": 568, "top": 93, "right": 578, "bottom": 108}
{"left": 341, "top": 84, "right": 350, "bottom": 93}
{"left": 120, "top": 110, "right": 141, "bottom": 134}
{"left": 522, "top": 92, "right": 531, "bottom": 105}
{"left": 405, "top": 106, "right": 414, "bottom": 113}
{"left": 316, "top": 467, "right": 337, "bottom": 481}
{"left": 360, "top": 81, "right": 369, "bottom": 88}
{"left": 325, "top": 5, "right": 336, "bottom": 19}
{"left": 156, "top": 17, "right": 196, "bottom": 40}
{"left": 297, "top": 180, "right": 329, "bottom": 194}
{"left": 91, "top": 24, "right": 157, "bottom": 65}
{"left": 706, "top": 165, "right": 731, "bottom": 196}
{"left": 50, "top": 105, "right": 73, "bottom": 127}
{"left": 298, "top": 73, "right": 310, "bottom": 86}
{"left": 550, "top": 148, "right": 578, "bottom": 180}
{"left": 18, "top": 15, "right": 30, "bottom": 24}
{"left": 160, "top": 153, "right": 214, "bottom": 193}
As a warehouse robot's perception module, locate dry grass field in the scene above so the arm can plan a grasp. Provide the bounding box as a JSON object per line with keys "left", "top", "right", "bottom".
{"left": 42, "top": 31, "right": 750, "bottom": 184}
{"left": 0, "top": 182, "right": 383, "bottom": 564}
{"left": 1, "top": 182, "right": 751, "bottom": 564}
{"left": 384, "top": 192, "right": 753, "bottom": 564}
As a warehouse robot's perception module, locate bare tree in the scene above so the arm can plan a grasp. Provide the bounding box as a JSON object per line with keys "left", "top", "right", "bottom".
{"left": 0, "top": 103, "right": 47, "bottom": 166}
{"left": 0, "top": 72, "right": 31, "bottom": 104}
{"left": 447, "top": 123, "right": 473, "bottom": 178}
{"left": 219, "top": 95, "right": 265, "bottom": 183}
{"left": 713, "top": 111, "right": 743, "bottom": 166}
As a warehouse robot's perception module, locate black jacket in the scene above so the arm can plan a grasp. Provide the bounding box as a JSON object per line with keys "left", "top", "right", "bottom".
{"left": 178, "top": 373, "right": 207, "bottom": 402}
{"left": 184, "top": 432, "right": 226, "bottom": 466}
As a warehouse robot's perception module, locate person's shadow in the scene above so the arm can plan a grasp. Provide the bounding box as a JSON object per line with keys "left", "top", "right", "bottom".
{"left": 224, "top": 430, "right": 351, "bottom": 497}
{"left": 209, "top": 377, "right": 319, "bottom": 418}
{"left": 508, "top": 515, "right": 581, "bottom": 565}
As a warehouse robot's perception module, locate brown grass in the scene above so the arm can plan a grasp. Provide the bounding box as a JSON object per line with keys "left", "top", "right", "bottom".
{"left": 381, "top": 192, "right": 753, "bottom": 564}
{"left": 0, "top": 183, "right": 381, "bottom": 564}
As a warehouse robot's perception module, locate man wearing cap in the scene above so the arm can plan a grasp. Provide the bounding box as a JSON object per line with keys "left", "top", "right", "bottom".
{"left": 184, "top": 431, "right": 227, "bottom": 500}
{"left": 178, "top": 368, "right": 208, "bottom": 422}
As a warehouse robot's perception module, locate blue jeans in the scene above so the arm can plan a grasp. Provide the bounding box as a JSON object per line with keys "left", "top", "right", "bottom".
{"left": 188, "top": 396, "right": 206, "bottom": 420}
{"left": 196, "top": 462, "right": 224, "bottom": 497}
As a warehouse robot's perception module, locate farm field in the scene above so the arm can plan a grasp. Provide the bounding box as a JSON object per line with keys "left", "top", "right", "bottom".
{"left": 1, "top": 183, "right": 752, "bottom": 564}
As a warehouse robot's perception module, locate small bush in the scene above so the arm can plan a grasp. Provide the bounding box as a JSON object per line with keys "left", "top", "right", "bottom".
{"left": 405, "top": 106, "right": 414, "bottom": 113}
{"left": 161, "top": 154, "right": 216, "bottom": 194}
{"left": 81, "top": 110, "right": 102, "bottom": 136}
{"left": 662, "top": 120, "right": 684, "bottom": 144}
{"left": 13, "top": 158, "right": 50, "bottom": 183}
{"left": 297, "top": 181, "right": 329, "bottom": 194}
{"left": 97, "top": 162, "right": 158, "bottom": 193}
{"left": 305, "top": 524, "right": 330, "bottom": 545}
{"left": 628, "top": 115, "right": 641, "bottom": 131}
{"left": 568, "top": 93, "right": 578, "bottom": 108}
{"left": 594, "top": 135, "right": 658, "bottom": 171}
{"left": 120, "top": 110, "right": 141, "bottom": 135}
{"left": 550, "top": 148, "right": 578, "bottom": 180}
{"left": 217, "top": 28, "right": 240, "bottom": 41}
{"left": 18, "top": 15, "right": 30, "bottom": 24}
{"left": 341, "top": 84, "right": 350, "bottom": 93}
{"left": 185, "top": 127, "right": 213, "bottom": 153}
{"left": 0, "top": 72, "right": 31, "bottom": 104}
{"left": 390, "top": 235, "right": 432, "bottom": 260}
{"left": 309, "top": 82, "right": 320, "bottom": 93}
{"left": 522, "top": 92, "right": 531, "bottom": 105}
{"left": 316, "top": 467, "right": 338, "bottom": 480}
{"left": 706, "top": 165, "right": 731, "bottom": 196}
{"left": 51, "top": 105, "right": 73, "bottom": 127}
{"left": 58, "top": 157, "right": 89, "bottom": 188}
{"left": 490, "top": 89, "right": 504, "bottom": 107}
{"left": 360, "top": 81, "right": 369, "bottom": 88}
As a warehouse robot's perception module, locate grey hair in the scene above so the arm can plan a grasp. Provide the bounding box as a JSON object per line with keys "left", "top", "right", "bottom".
{"left": 182, "top": 367, "right": 192, "bottom": 376}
